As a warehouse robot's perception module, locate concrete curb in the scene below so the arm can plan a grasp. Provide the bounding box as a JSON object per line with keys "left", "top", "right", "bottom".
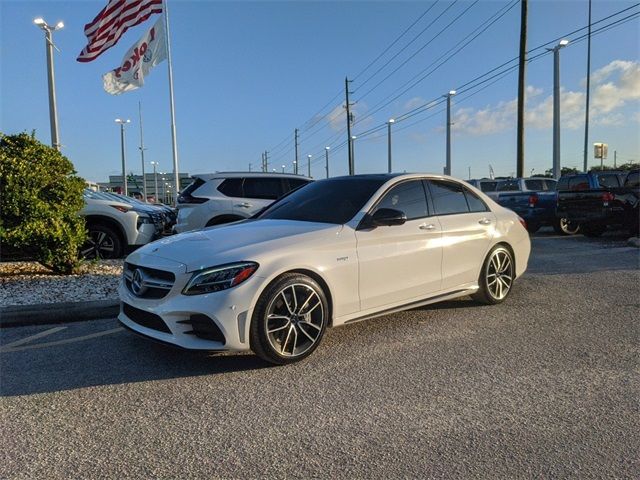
{"left": 627, "top": 237, "right": 640, "bottom": 248}
{"left": 0, "top": 300, "right": 119, "bottom": 328}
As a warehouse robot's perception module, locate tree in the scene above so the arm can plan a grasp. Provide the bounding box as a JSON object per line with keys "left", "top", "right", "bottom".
{"left": 0, "top": 132, "right": 87, "bottom": 274}
{"left": 545, "top": 166, "right": 579, "bottom": 177}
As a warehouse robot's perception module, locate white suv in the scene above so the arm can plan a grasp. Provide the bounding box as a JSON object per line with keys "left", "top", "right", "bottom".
{"left": 175, "top": 173, "right": 311, "bottom": 233}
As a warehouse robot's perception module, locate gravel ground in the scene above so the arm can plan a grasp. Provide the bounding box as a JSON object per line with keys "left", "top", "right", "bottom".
{"left": 0, "top": 261, "right": 122, "bottom": 306}
{"left": 0, "top": 231, "right": 638, "bottom": 479}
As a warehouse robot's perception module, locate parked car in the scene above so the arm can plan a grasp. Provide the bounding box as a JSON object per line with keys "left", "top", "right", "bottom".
{"left": 100, "top": 192, "right": 167, "bottom": 234}
{"left": 118, "top": 174, "right": 530, "bottom": 364}
{"left": 467, "top": 178, "right": 498, "bottom": 193}
{"left": 80, "top": 189, "right": 158, "bottom": 259}
{"left": 174, "top": 172, "right": 312, "bottom": 233}
{"left": 483, "top": 177, "right": 575, "bottom": 234}
{"left": 556, "top": 170, "right": 639, "bottom": 236}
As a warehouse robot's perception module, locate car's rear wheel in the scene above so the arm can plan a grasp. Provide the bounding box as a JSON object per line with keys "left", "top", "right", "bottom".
{"left": 80, "top": 224, "right": 123, "bottom": 259}
{"left": 472, "top": 245, "right": 515, "bottom": 305}
{"left": 553, "top": 218, "right": 580, "bottom": 235}
{"left": 250, "top": 273, "right": 328, "bottom": 365}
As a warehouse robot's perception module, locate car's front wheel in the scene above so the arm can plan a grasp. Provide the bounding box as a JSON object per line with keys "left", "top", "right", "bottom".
{"left": 81, "top": 224, "right": 123, "bottom": 259}
{"left": 250, "top": 273, "right": 328, "bottom": 365}
{"left": 472, "top": 245, "right": 515, "bottom": 305}
{"left": 553, "top": 218, "right": 580, "bottom": 235}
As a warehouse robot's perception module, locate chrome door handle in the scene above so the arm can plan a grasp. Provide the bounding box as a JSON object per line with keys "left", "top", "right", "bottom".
{"left": 419, "top": 223, "right": 436, "bottom": 230}
{"left": 236, "top": 202, "right": 252, "bottom": 208}
{"left": 478, "top": 218, "right": 492, "bottom": 225}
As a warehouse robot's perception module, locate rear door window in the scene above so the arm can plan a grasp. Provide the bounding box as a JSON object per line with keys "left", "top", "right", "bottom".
{"left": 597, "top": 174, "right": 620, "bottom": 188}
{"left": 463, "top": 188, "right": 488, "bottom": 212}
{"left": 375, "top": 181, "right": 429, "bottom": 220}
{"left": 242, "top": 178, "right": 285, "bottom": 200}
{"left": 568, "top": 176, "right": 589, "bottom": 191}
{"left": 427, "top": 180, "right": 470, "bottom": 215}
{"left": 217, "top": 178, "right": 243, "bottom": 197}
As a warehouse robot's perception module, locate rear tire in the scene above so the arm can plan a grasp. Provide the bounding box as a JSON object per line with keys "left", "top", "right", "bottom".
{"left": 250, "top": 273, "right": 328, "bottom": 365}
{"left": 81, "top": 224, "right": 123, "bottom": 259}
{"left": 553, "top": 218, "right": 580, "bottom": 235}
{"left": 472, "top": 245, "right": 515, "bottom": 305}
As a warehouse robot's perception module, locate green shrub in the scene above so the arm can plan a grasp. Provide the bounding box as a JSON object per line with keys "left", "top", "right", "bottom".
{"left": 0, "top": 132, "right": 87, "bottom": 274}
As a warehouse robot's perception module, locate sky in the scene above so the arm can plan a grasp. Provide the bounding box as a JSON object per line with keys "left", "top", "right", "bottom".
{"left": 1, "top": 0, "right": 639, "bottom": 183}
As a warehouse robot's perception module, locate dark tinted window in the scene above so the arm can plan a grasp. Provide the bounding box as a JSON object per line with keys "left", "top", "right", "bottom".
{"left": 497, "top": 180, "right": 519, "bottom": 192}
{"left": 598, "top": 174, "right": 620, "bottom": 188}
{"left": 568, "top": 176, "right": 589, "bottom": 191}
{"left": 217, "top": 178, "right": 243, "bottom": 197}
{"left": 287, "top": 178, "right": 311, "bottom": 191}
{"left": 243, "top": 178, "right": 285, "bottom": 200}
{"left": 259, "top": 177, "right": 386, "bottom": 224}
{"left": 557, "top": 178, "right": 569, "bottom": 190}
{"left": 479, "top": 181, "right": 497, "bottom": 192}
{"left": 374, "top": 181, "right": 428, "bottom": 220}
{"left": 625, "top": 171, "right": 639, "bottom": 187}
{"left": 463, "top": 188, "right": 488, "bottom": 212}
{"left": 180, "top": 178, "right": 205, "bottom": 197}
{"left": 428, "top": 180, "right": 469, "bottom": 215}
{"left": 525, "top": 179, "right": 544, "bottom": 191}
{"left": 544, "top": 179, "right": 557, "bottom": 191}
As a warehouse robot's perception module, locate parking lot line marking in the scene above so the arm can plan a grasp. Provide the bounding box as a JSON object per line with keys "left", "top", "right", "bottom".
{"left": 1, "top": 326, "right": 67, "bottom": 349}
{"left": 0, "top": 327, "right": 124, "bottom": 353}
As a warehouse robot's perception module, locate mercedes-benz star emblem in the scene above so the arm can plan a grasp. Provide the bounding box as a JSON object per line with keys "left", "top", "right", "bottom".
{"left": 131, "top": 268, "right": 148, "bottom": 296}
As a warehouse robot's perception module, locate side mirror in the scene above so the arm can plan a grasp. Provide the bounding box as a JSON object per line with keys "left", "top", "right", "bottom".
{"left": 370, "top": 208, "right": 407, "bottom": 227}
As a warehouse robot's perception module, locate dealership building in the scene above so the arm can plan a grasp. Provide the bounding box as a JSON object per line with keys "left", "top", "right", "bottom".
{"left": 97, "top": 172, "right": 192, "bottom": 204}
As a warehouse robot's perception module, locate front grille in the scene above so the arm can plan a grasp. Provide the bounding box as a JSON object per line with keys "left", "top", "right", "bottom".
{"left": 122, "top": 303, "right": 171, "bottom": 333}
{"left": 124, "top": 262, "right": 175, "bottom": 299}
{"left": 178, "top": 314, "right": 226, "bottom": 344}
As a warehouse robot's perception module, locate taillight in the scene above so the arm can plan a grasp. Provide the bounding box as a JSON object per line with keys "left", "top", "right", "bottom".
{"left": 601, "top": 192, "right": 615, "bottom": 203}
{"left": 518, "top": 216, "right": 527, "bottom": 230}
{"left": 177, "top": 194, "right": 208, "bottom": 204}
{"left": 528, "top": 194, "right": 539, "bottom": 208}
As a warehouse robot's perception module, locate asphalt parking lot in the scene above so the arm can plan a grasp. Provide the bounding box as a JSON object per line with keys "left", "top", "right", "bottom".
{"left": 1, "top": 230, "right": 639, "bottom": 479}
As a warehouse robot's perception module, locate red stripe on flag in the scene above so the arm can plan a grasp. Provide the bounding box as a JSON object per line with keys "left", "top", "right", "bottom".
{"left": 88, "top": 0, "right": 161, "bottom": 45}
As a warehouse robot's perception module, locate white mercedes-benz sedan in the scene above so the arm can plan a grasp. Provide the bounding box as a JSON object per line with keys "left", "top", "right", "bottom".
{"left": 119, "top": 174, "right": 530, "bottom": 364}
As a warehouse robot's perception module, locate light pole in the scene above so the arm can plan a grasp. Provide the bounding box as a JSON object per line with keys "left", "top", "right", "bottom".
{"left": 307, "top": 155, "right": 312, "bottom": 178}
{"left": 548, "top": 39, "right": 569, "bottom": 179}
{"left": 150, "top": 161, "right": 159, "bottom": 202}
{"left": 33, "top": 18, "right": 63, "bottom": 151}
{"left": 115, "top": 119, "right": 131, "bottom": 195}
{"left": 293, "top": 160, "right": 297, "bottom": 174}
{"left": 445, "top": 90, "right": 456, "bottom": 176}
{"left": 165, "top": 183, "right": 171, "bottom": 204}
{"left": 325, "top": 147, "right": 330, "bottom": 178}
{"left": 281, "top": 164, "right": 286, "bottom": 173}
{"left": 138, "top": 102, "right": 148, "bottom": 202}
{"left": 351, "top": 136, "right": 357, "bottom": 173}
{"left": 387, "top": 118, "right": 395, "bottom": 173}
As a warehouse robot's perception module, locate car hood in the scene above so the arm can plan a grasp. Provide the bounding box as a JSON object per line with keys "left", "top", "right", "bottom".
{"left": 129, "top": 219, "right": 342, "bottom": 272}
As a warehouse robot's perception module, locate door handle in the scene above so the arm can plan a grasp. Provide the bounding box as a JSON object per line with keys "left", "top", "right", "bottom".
{"left": 235, "top": 202, "right": 252, "bottom": 208}
{"left": 419, "top": 223, "right": 436, "bottom": 230}
{"left": 478, "top": 218, "right": 492, "bottom": 225}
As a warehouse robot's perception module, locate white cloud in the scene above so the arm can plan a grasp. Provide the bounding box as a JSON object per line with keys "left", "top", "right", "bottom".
{"left": 452, "top": 60, "right": 640, "bottom": 136}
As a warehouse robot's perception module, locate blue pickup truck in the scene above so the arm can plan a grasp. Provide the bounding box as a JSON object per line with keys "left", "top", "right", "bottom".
{"left": 483, "top": 177, "right": 578, "bottom": 234}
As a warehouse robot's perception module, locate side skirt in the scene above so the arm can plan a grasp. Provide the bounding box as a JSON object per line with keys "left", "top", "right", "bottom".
{"left": 340, "top": 288, "right": 477, "bottom": 326}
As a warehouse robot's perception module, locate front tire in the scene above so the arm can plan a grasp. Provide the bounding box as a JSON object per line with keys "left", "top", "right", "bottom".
{"left": 250, "top": 273, "right": 328, "bottom": 365}
{"left": 472, "top": 245, "right": 515, "bottom": 305}
{"left": 81, "top": 224, "right": 123, "bottom": 259}
{"left": 553, "top": 218, "right": 580, "bottom": 235}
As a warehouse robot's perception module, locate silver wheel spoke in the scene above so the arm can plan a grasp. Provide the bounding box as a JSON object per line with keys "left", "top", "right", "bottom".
{"left": 290, "top": 285, "right": 298, "bottom": 312}
{"left": 282, "top": 326, "right": 293, "bottom": 354}
{"left": 297, "top": 323, "right": 316, "bottom": 342}
{"left": 300, "top": 320, "right": 321, "bottom": 331}
{"left": 305, "top": 300, "right": 321, "bottom": 315}
{"left": 268, "top": 322, "right": 290, "bottom": 334}
{"left": 297, "top": 291, "right": 316, "bottom": 314}
{"left": 280, "top": 291, "right": 294, "bottom": 315}
{"left": 97, "top": 232, "right": 106, "bottom": 245}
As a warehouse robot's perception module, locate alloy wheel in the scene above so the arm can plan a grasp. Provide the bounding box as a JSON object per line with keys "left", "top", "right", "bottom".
{"left": 559, "top": 218, "right": 580, "bottom": 235}
{"left": 265, "top": 283, "right": 324, "bottom": 358}
{"left": 486, "top": 249, "right": 513, "bottom": 300}
{"left": 81, "top": 230, "right": 116, "bottom": 259}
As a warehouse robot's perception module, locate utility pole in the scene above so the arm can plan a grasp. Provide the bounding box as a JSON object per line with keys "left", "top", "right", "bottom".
{"left": 345, "top": 77, "right": 355, "bottom": 175}
{"left": 614, "top": 150, "right": 617, "bottom": 168}
{"left": 150, "top": 161, "right": 159, "bottom": 202}
{"left": 294, "top": 128, "right": 299, "bottom": 175}
{"left": 138, "top": 102, "right": 148, "bottom": 202}
{"left": 115, "top": 119, "right": 130, "bottom": 195}
{"left": 261, "top": 152, "right": 265, "bottom": 172}
{"left": 264, "top": 151, "right": 269, "bottom": 172}
{"left": 387, "top": 118, "right": 395, "bottom": 173}
{"left": 307, "top": 154, "right": 312, "bottom": 178}
{"left": 325, "top": 147, "right": 330, "bottom": 178}
{"left": 34, "top": 18, "right": 63, "bottom": 151}
{"left": 550, "top": 40, "right": 569, "bottom": 179}
{"left": 249, "top": 163, "right": 252, "bottom": 172}
{"left": 516, "top": 0, "right": 528, "bottom": 178}
{"left": 445, "top": 90, "right": 456, "bottom": 176}
{"left": 583, "top": 0, "right": 592, "bottom": 172}
{"left": 351, "top": 136, "right": 357, "bottom": 173}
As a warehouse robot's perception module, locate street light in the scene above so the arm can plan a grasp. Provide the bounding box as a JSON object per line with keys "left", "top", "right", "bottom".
{"left": 115, "top": 119, "right": 131, "bottom": 196}
{"left": 282, "top": 164, "right": 286, "bottom": 173}
{"left": 325, "top": 146, "right": 330, "bottom": 178}
{"left": 387, "top": 118, "right": 395, "bottom": 173}
{"left": 445, "top": 90, "right": 456, "bottom": 176}
{"left": 307, "top": 154, "right": 312, "bottom": 178}
{"left": 547, "top": 39, "right": 569, "bottom": 179}
{"left": 351, "top": 136, "right": 357, "bottom": 173}
{"left": 150, "top": 161, "right": 159, "bottom": 202}
{"left": 33, "top": 17, "right": 64, "bottom": 151}
{"left": 293, "top": 160, "right": 297, "bottom": 174}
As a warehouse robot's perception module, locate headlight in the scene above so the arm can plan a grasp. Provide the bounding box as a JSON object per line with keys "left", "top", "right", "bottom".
{"left": 136, "top": 214, "right": 153, "bottom": 229}
{"left": 182, "top": 262, "right": 259, "bottom": 296}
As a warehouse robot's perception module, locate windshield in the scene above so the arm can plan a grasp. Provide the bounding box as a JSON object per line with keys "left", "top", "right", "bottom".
{"left": 257, "top": 177, "right": 388, "bottom": 224}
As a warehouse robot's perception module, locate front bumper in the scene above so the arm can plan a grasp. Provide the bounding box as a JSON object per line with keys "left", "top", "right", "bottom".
{"left": 118, "top": 257, "right": 261, "bottom": 352}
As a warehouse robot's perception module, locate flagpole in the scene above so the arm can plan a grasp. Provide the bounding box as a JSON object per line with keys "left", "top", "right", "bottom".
{"left": 162, "top": 0, "right": 180, "bottom": 206}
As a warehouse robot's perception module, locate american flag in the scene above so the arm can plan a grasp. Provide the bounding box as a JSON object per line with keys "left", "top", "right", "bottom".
{"left": 77, "top": 0, "right": 163, "bottom": 63}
